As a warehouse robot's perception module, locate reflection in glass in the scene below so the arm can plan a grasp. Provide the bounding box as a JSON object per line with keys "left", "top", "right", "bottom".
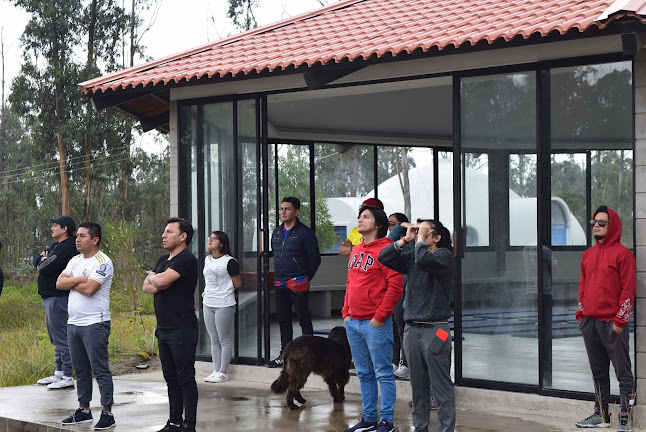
{"left": 548, "top": 62, "right": 634, "bottom": 394}
{"left": 460, "top": 72, "right": 538, "bottom": 385}
{"left": 237, "top": 99, "right": 260, "bottom": 359}
{"left": 462, "top": 153, "right": 489, "bottom": 247}
{"left": 551, "top": 153, "right": 587, "bottom": 246}
{"left": 591, "top": 150, "right": 634, "bottom": 249}
{"left": 316, "top": 144, "right": 374, "bottom": 253}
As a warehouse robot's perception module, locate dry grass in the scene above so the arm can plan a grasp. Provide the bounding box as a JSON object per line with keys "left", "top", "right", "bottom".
{"left": 0, "top": 280, "right": 159, "bottom": 387}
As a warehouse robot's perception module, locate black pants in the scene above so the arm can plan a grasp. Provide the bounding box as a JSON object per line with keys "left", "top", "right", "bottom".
{"left": 156, "top": 326, "right": 199, "bottom": 426}
{"left": 580, "top": 317, "right": 634, "bottom": 413}
{"left": 275, "top": 285, "right": 313, "bottom": 352}
{"left": 392, "top": 295, "right": 406, "bottom": 366}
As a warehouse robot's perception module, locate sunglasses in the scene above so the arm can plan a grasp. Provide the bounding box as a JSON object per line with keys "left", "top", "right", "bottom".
{"left": 590, "top": 219, "right": 609, "bottom": 227}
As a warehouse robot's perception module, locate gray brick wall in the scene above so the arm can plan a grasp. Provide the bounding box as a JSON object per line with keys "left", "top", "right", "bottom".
{"left": 635, "top": 51, "right": 646, "bottom": 405}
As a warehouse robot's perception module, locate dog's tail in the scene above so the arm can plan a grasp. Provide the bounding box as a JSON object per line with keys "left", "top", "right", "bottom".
{"left": 271, "top": 367, "right": 289, "bottom": 394}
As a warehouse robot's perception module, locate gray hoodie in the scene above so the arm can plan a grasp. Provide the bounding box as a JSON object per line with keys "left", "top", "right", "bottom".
{"left": 378, "top": 241, "right": 453, "bottom": 322}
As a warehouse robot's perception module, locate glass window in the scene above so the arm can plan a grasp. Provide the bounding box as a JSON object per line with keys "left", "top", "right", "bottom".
{"left": 591, "top": 150, "right": 634, "bottom": 249}
{"left": 551, "top": 153, "right": 587, "bottom": 246}
{"left": 237, "top": 99, "right": 261, "bottom": 359}
{"left": 548, "top": 61, "right": 634, "bottom": 393}
{"left": 509, "top": 153, "right": 537, "bottom": 246}
{"left": 315, "top": 143, "right": 374, "bottom": 253}
{"left": 438, "top": 151, "right": 454, "bottom": 238}
{"left": 460, "top": 71, "right": 538, "bottom": 386}
{"left": 203, "top": 103, "right": 235, "bottom": 237}
{"left": 275, "top": 144, "right": 312, "bottom": 228}
{"left": 462, "top": 152, "right": 489, "bottom": 247}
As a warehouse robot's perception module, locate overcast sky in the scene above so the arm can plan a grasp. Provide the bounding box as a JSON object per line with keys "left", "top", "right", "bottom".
{"left": 0, "top": 0, "right": 332, "bottom": 88}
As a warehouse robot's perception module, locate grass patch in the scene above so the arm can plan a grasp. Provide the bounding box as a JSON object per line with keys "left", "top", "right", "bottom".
{"left": 0, "top": 279, "right": 159, "bottom": 388}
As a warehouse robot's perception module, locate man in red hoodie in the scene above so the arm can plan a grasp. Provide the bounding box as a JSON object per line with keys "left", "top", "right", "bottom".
{"left": 575, "top": 206, "right": 635, "bottom": 431}
{"left": 343, "top": 205, "right": 403, "bottom": 432}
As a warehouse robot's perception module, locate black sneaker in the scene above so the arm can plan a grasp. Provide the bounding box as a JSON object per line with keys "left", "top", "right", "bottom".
{"left": 343, "top": 416, "right": 378, "bottom": 432}
{"left": 266, "top": 356, "right": 283, "bottom": 368}
{"left": 375, "top": 419, "right": 394, "bottom": 432}
{"left": 94, "top": 411, "right": 116, "bottom": 430}
{"left": 181, "top": 421, "right": 196, "bottom": 432}
{"left": 157, "top": 420, "right": 182, "bottom": 432}
{"left": 62, "top": 408, "right": 93, "bottom": 424}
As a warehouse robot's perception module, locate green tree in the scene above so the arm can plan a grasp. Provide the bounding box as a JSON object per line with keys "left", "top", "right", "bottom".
{"left": 274, "top": 145, "right": 337, "bottom": 252}
{"left": 10, "top": 0, "right": 86, "bottom": 215}
{"left": 227, "top": 0, "right": 259, "bottom": 31}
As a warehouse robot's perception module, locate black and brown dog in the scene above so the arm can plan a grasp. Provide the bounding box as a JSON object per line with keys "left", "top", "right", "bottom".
{"left": 271, "top": 326, "right": 352, "bottom": 410}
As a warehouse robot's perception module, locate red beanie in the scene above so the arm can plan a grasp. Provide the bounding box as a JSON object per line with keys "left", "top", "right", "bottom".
{"left": 362, "top": 198, "right": 383, "bottom": 209}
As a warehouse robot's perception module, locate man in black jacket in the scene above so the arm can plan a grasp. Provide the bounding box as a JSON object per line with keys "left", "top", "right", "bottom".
{"left": 267, "top": 197, "right": 321, "bottom": 367}
{"left": 33, "top": 216, "right": 78, "bottom": 389}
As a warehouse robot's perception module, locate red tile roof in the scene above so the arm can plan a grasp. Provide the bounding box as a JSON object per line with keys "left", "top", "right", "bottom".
{"left": 80, "top": 0, "right": 646, "bottom": 95}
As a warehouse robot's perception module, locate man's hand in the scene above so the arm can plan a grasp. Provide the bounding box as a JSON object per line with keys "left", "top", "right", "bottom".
{"left": 369, "top": 318, "right": 383, "bottom": 327}
{"left": 338, "top": 239, "right": 353, "bottom": 257}
{"left": 143, "top": 272, "right": 160, "bottom": 295}
{"left": 344, "top": 316, "right": 350, "bottom": 322}
{"left": 613, "top": 323, "right": 624, "bottom": 334}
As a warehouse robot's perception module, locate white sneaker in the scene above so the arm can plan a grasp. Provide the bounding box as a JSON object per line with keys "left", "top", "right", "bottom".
{"left": 211, "top": 372, "right": 228, "bottom": 383}
{"left": 394, "top": 365, "right": 410, "bottom": 379}
{"left": 47, "top": 377, "right": 74, "bottom": 389}
{"left": 37, "top": 375, "right": 61, "bottom": 385}
{"left": 204, "top": 372, "right": 218, "bottom": 383}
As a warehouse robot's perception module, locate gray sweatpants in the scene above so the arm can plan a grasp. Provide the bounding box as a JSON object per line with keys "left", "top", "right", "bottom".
{"left": 203, "top": 305, "right": 235, "bottom": 372}
{"left": 580, "top": 317, "right": 634, "bottom": 413}
{"left": 68, "top": 321, "right": 114, "bottom": 411}
{"left": 42, "top": 296, "right": 73, "bottom": 377}
{"left": 404, "top": 323, "right": 455, "bottom": 432}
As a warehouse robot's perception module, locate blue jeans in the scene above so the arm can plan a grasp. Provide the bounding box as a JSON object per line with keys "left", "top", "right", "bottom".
{"left": 345, "top": 317, "right": 396, "bottom": 422}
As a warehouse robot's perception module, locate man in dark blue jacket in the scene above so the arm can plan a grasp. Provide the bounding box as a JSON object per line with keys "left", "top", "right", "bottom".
{"left": 267, "top": 197, "right": 321, "bottom": 367}
{"left": 33, "top": 216, "right": 78, "bottom": 389}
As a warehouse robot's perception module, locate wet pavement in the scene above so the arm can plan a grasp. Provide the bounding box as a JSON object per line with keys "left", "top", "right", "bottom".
{"left": 0, "top": 362, "right": 622, "bottom": 431}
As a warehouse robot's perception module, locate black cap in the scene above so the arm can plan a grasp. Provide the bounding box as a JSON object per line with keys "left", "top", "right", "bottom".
{"left": 50, "top": 216, "right": 76, "bottom": 235}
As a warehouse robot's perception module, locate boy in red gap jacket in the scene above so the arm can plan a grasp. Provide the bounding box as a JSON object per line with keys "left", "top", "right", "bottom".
{"left": 575, "top": 206, "right": 635, "bottom": 430}
{"left": 343, "top": 205, "right": 403, "bottom": 432}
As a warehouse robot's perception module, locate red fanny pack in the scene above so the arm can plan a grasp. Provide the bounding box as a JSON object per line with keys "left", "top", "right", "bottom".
{"left": 286, "top": 277, "right": 310, "bottom": 293}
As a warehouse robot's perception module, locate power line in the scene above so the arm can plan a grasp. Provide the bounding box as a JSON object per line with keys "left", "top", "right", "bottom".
{"left": 0, "top": 153, "right": 135, "bottom": 187}
{"left": 0, "top": 150, "right": 130, "bottom": 183}
{"left": 0, "top": 143, "right": 134, "bottom": 176}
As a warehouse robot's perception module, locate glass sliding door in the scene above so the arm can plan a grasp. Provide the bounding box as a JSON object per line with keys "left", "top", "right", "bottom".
{"left": 237, "top": 98, "right": 263, "bottom": 360}
{"left": 180, "top": 99, "right": 266, "bottom": 362}
{"left": 460, "top": 72, "right": 539, "bottom": 385}
{"left": 549, "top": 61, "right": 634, "bottom": 393}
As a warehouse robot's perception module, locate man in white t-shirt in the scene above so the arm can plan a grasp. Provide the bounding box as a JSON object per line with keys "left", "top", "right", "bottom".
{"left": 56, "top": 222, "right": 116, "bottom": 430}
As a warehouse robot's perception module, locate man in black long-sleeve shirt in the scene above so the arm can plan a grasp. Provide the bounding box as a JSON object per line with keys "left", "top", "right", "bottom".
{"left": 33, "top": 216, "right": 78, "bottom": 389}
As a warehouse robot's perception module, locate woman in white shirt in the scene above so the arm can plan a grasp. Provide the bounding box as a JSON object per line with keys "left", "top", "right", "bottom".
{"left": 202, "top": 231, "right": 241, "bottom": 383}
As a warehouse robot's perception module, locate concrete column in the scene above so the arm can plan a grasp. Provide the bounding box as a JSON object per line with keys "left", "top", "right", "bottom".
{"left": 169, "top": 100, "right": 179, "bottom": 217}
{"left": 634, "top": 51, "right": 646, "bottom": 406}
